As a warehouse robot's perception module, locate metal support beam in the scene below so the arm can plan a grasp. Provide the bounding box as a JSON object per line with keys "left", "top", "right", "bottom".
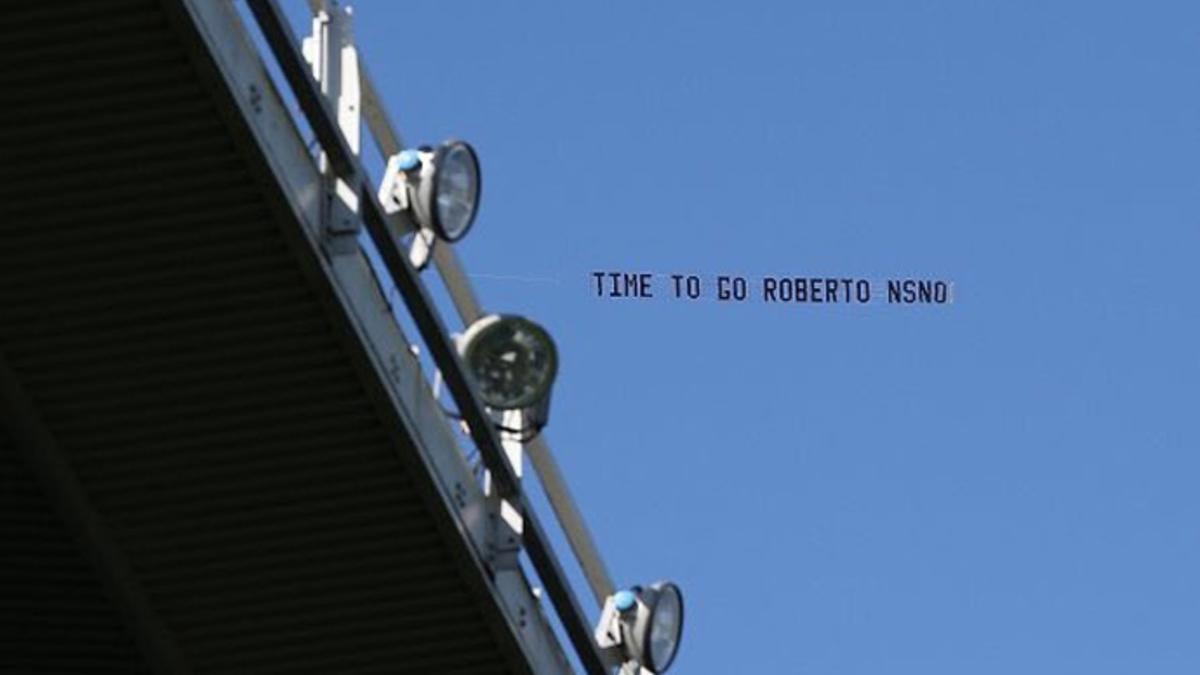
{"left": 525, "top": 514, "right": 616, "bottom": 675}
{"left": 527, "top": 436, "right": 615, "bottom": 606}
{"left": 246, "top": 0, "right": 357, "bottom": 180}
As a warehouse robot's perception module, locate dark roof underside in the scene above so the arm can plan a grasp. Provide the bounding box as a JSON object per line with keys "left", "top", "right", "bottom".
{"left": 0, "top": 1, "right": 523, "bottom": 672}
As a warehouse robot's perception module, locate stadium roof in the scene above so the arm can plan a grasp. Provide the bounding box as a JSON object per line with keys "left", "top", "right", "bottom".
{"left": 0, "top": 2, "right": 610, "bottom": 672}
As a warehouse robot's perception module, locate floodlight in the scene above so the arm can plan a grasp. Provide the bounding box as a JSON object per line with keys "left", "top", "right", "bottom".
{"left": 377, "top": 140, "right": 482, "bottom": 269}
{"left": 459, "top": 314, "right": 558, "bottom": 433}
{"left": 595, "top": 582, "right": 686, "bottom": 674}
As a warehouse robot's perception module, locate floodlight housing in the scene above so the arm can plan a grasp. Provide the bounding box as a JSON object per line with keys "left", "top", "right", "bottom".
{"left": 377, "top": 140, "right": 482, "bottom": 269}
{"left": 595, "top": 582, "right": 685, "bottom": 674}
{"left": 459, "top": 314, "right": 558, "bottom": 432}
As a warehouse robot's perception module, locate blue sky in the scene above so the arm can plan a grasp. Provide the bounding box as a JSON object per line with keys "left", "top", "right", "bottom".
{"left": 288, "top": 2, "right": 1199, "bottom": 672}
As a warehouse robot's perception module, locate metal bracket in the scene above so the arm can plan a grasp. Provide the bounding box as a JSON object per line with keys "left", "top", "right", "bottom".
{"left": 302, "top": 2, "right": 362, "bottom": 252}
{"left": 322, "top": 183, "right": 359, "bottom": 254}
{"left": 594, "top": 596, "right": 634, "bottom": 669}
{"left": 487, "top": 495, "right": 524, "bottom": 571}
{"left": 377, "top": 153, "right": 438, "bottom": 270}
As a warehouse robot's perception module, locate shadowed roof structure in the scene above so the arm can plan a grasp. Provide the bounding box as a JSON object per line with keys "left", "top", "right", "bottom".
{"left": 0, "top": 2, "right": 600, "bottom": 672}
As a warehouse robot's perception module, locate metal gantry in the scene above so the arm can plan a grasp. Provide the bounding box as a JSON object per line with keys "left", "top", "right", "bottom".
{"left": 244, "top": 0, "right": 622, "bottom": 672}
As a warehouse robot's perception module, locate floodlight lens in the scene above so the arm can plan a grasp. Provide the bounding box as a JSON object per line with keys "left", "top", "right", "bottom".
{"left": 432, "top": 141, "right": 480, "bottom": 241}
{"left": 647, "top": 583, "right": 684, "bottom": 672}
{"left": 462, "top": 315, "right": 557, "bottom": 410}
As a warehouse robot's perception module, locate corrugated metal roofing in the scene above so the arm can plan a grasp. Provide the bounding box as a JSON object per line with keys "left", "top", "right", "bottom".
{"left": 0, "top": 1, "right": 531, "bottom": 672}
{"left": 0, "top": 428, "right": 150, "bottom": 673}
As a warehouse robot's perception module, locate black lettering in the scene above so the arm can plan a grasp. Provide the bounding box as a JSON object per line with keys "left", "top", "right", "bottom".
{"left": 639, "top": 273, "right": 653, "bottom": 298}
{"left": 717, "top": 276, "right": 748, "bottom": 301}
{"left": 888, "top": 280, "right": 901, "bottom": 303}
{"left": 717, "top": 276, "right": 732, "bottom": 301}
{"left": 763, "top": 277, "right": 778, "bottom": 302}
{"left": 856, "top": 280, "right": 871, "bottom": 303}
{"left": 933, "top": 281, "right": 947, "bottom": 303}
{"left": 903, "top": 280, "right": 916, "bottom": 303}
{"left": 592, "top": 272, "right": 605, "bottom": 297}
{"left": 622, "top": 273, "right": 639, "bottom": 297}
{"left": 686, "top": 275, "right": 701, "bottom": 299}
{"left": 918, "top": 281, "right": 933, "bottom": 303}
{"left": 671, "top": 274, "right": 684, "bottom": 298}
{"left": 607, "top": 272, "right": 623, "bottom": 297}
